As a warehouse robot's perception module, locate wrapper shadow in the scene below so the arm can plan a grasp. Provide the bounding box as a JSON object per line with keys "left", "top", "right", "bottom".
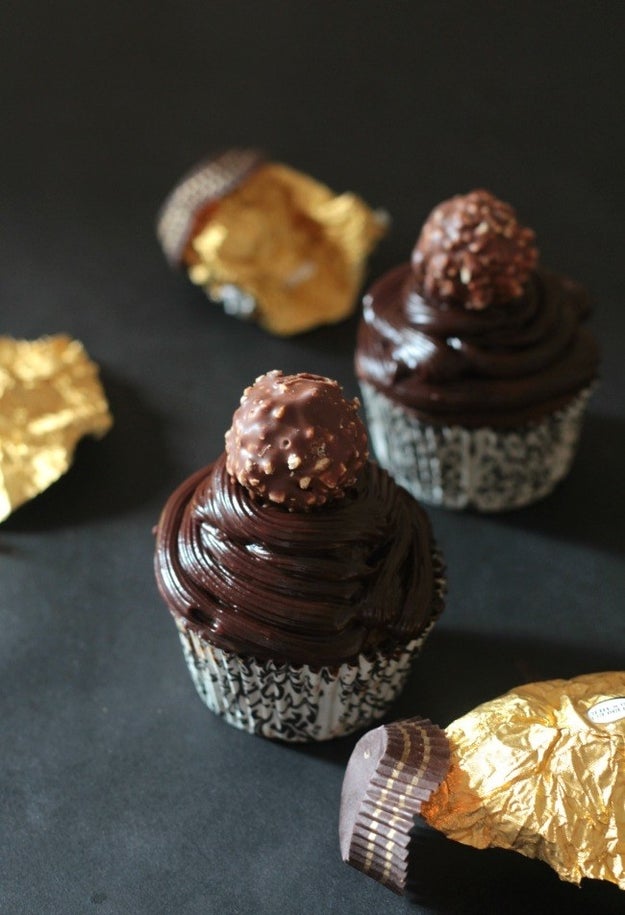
{"left": 490, "top": 412, "right": 625, "bottom": 557}
{"left": 393, "top": 628, "right": 625, "bottom": 739}
{"left": 3, "top": 371, "right": 172, "bottom": 530}
{"left": 289, "top": 310, "right": 360, "bottom": 359}
{"left": 405, "top": 825, "right": 625, "bottom": 915}
{"left": 282, "top": 727, "right": 360, "bottom": 767}
{"left": 286, "top": 628, "right": 623, "bottom": 768}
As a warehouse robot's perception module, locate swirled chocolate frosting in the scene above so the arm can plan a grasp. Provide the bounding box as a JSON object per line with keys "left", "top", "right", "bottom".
{"left": 154, "top": 454, "right": 441, "bottom": 667}
{"left": 356, "top": 190, "right": 599, "bottom": 428}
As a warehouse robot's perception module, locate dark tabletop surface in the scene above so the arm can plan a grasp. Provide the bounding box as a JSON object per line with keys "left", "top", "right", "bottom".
{"left": 2, "top": 2, "right": 625, "bottom": 913}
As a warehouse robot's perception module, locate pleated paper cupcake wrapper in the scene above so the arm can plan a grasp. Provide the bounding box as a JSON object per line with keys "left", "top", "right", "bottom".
{"left": 156, "top": 148, "right": 264, "bottom": 266}
{"left": 360, "top": 381, "right": 593, "bottom": 512}
{"left": 175, "top": 622, "right": 432, "bottom": 743}
{"left": 173, "top": 547, "right": 444, "bottom": 742}
{"left": 340, "top": 717, "right": 450, "bottom": 895}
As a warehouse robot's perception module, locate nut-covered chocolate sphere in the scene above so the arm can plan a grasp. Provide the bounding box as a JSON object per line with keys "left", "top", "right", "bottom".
{"left": 225, "top": 370, "right": 368, "bottom": 511}
{"left": 411, "top": 189, "right": 539, "bottom": 310}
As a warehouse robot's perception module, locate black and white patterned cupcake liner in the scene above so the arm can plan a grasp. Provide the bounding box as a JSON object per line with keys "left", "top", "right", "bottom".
{"left": 360, "top": 382, "right": 594, "bottom": 512}
{"left": 175, "top": 626, "right": 422, "bottom": 742}
{"left": 173, "top": 554, "right": 445, "bottom": 743}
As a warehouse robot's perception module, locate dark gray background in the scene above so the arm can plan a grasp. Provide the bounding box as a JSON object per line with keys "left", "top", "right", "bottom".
{"left": 2, "top": 2, "right": 624, "bottom": 913}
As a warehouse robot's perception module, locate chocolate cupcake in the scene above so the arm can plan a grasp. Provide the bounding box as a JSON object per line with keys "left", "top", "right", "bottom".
{"left": 355, "top": 189, "right": 600, "bottom": 511}
{"left": 154, "top": 371, "right": 445, "bottom": 742}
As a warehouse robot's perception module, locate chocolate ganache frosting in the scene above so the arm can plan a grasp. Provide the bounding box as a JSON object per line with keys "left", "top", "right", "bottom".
{"left": 155, "top": 372, "right": 441, "bottom": 668}
{"left": 356, "top": 190, "right": 599, "bottom": 428}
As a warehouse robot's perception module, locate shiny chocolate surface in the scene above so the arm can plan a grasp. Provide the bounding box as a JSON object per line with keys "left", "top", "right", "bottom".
{"left": 356, "top": 265, "right": 599, "bottom": 427}
{"left": 155, "top": 455, "right": 441, "bottom": 666}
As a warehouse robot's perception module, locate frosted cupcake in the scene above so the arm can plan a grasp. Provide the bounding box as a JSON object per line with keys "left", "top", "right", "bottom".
{"left": 154, "top": 371, "right": 445, "bottom": 742}
{"left": 355, "top": 189, "right": 600, "bottom": 511}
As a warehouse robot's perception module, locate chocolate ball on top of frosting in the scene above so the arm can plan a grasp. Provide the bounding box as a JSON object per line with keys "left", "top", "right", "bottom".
{"left": 225, "top": 371, "right": 368, "bottom": 511}
{"left": 154, "top": 370, "right": 445, "bottom": 742}
{"left": 355, "top": 187, "right": 600, "bottom": 511}
{"left": 411, "top": 189, "right": 539, "bottom": 310}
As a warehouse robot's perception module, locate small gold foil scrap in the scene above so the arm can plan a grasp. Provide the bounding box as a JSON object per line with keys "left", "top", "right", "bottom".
{"left": 186, "top": 163, "right": 387, "bottom": 336}
{"left": 0, "top": 334, "right": 113, "bottom": 521}
{"left": 421, "top": 672, "right": 625, "bottom": 889}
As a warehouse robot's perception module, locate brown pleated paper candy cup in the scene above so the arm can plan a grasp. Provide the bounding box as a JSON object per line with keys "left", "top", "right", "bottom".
{"left": 340, "top": 717, "right": 451, "bottom": 894}
{"left": 156, "top": 148, "right": 264, "bottom": 267}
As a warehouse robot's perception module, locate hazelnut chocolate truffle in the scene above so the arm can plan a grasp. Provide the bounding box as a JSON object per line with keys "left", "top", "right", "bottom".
{"left": 355, "top": 189, "right": 600, "bottom": 511}
{"left": 225, "top": 370, "right": 368, "bottom": 510}
{"left": 154, "top": 371, "right": 445, "bottom": 742}
{"left": 411, "top": 189, "right": 538, "bottom": 309}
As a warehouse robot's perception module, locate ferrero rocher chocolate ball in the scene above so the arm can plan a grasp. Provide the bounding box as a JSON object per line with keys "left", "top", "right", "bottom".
{"left": 225, "top": 370, "right": 368, "bottom": 511}
{"left": 411, "top": 189, "right": 539, "bottom": 310}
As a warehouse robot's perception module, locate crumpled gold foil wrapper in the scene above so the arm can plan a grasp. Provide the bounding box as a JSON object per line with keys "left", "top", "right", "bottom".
{"left": 421, "top": 672, "right": 625, "bottom": 889}
{"left": 0, "top": 334, "right": 112, "bottom": 521}
{"left": 186, "top": 162, "right": 387, "bottom": 336}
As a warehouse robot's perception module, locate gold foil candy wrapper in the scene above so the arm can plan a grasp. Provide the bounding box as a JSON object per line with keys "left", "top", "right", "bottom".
{"left": 340, "top": 672, "right": 625, "bottom": 894}
{"left": 422, "top": 672, "right": 625, "bottom": 889}
{"left": 157, "top": 150, "right": 388, "bottom": 336}
{"left": 0, "top": 334, "right": 112, "bottom": 521}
